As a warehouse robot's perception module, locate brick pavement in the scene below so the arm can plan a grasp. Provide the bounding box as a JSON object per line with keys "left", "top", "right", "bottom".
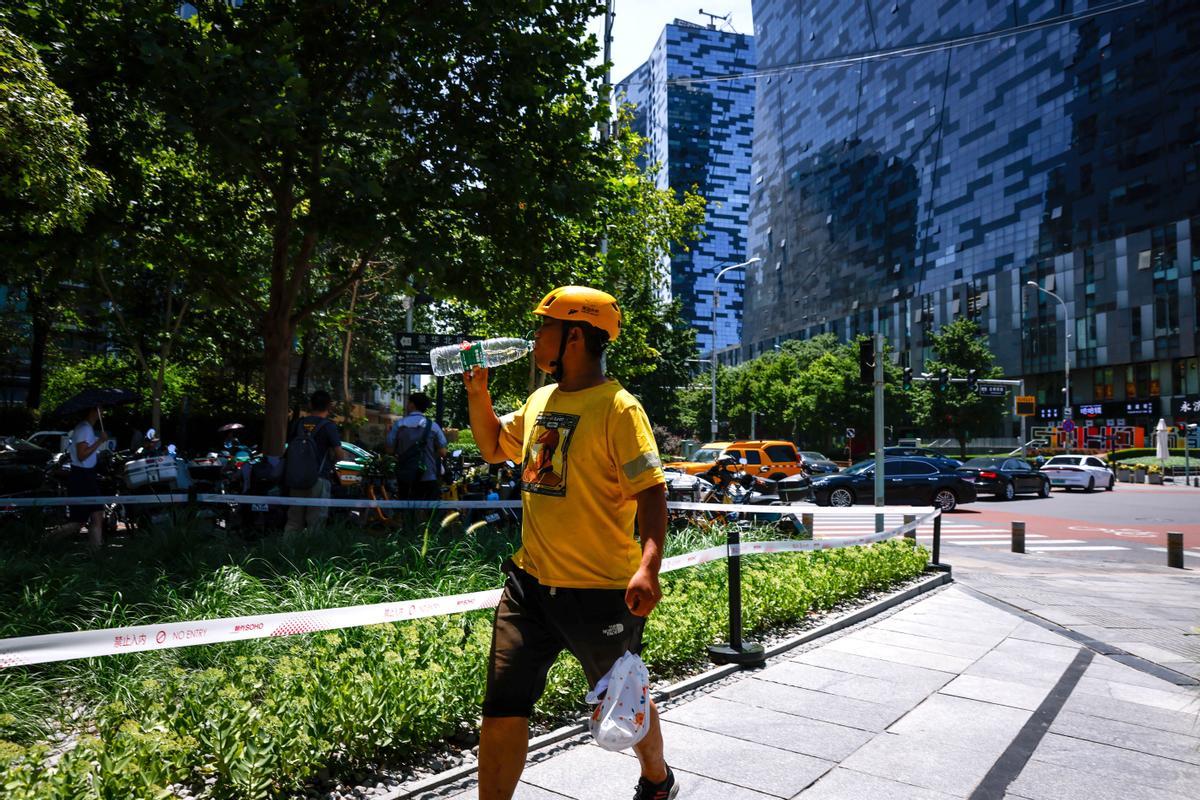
{"left": 433, "top": 580, "right": 1200, "bottom": 799}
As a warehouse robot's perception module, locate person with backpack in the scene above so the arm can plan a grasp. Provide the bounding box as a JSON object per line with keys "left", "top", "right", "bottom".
{"left": 386, "top": 392, "right": 448, "bottom": 500}
{"left": 283, "top": 390, "right": 347, "bottom": 532}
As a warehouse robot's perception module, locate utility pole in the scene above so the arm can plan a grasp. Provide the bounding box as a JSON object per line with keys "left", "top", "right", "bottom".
{"left": 873, "top": 332, "right": 885, "bottom": 508}
{"left": 597, "top": 1, "right": 615, "bottom": 261}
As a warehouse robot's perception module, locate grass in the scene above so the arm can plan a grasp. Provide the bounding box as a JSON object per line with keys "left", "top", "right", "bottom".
{"left": 0, "top": 513, "right": 929, "bottom": 799}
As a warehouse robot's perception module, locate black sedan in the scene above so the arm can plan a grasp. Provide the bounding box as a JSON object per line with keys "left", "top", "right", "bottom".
{"left": 957, "top": 457, "right": 1050, "bottom": 500}
{"left": 0, "top": 437, "right": 55, "bottom": 495}
{"left": 799, "top": 451, "right": 840, "bottom": 475}
{"left": 810, "top": 457, "right": 977, "bottom": 511}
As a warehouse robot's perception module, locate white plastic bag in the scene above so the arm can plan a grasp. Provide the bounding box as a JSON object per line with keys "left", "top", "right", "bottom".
{"left": 586, "top": 650, "right": 651, "bottom": 751}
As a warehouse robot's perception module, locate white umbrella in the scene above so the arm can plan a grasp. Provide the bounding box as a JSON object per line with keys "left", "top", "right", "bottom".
{"left": 1155, "top": 418, "right": 1170, "bottom": 462}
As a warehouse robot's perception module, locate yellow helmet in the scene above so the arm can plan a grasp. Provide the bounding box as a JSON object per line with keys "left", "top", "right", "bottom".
{"left": 533, "top": 286, "right": 621, "bottom": 342}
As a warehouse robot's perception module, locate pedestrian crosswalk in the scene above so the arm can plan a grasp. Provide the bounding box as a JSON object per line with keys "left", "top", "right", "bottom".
{"left": 798, "top": 512, "right": 1131, "bottom": 554}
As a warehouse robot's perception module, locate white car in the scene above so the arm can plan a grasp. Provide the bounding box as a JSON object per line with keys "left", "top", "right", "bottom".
{"left": 1039, "top": 455, "right": 1115, "bottom": 492}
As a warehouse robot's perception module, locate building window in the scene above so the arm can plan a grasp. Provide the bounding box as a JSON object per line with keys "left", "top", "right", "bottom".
{"left": 1131, "top": 306, "right": 1141, "bottom": 339}
{"left": 1094, "top": 368, "right": 1115, "bottom": 400}
{"left": 1175, "top": 358, "right": 1199, "bottom": 396}
{"left": 1129, "top": 363, "right": 1161, "bottom": 398}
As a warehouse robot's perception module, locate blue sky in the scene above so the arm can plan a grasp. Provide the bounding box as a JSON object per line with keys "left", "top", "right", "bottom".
{"left": 587, "top": 1, "right": 755, "bottom": 84}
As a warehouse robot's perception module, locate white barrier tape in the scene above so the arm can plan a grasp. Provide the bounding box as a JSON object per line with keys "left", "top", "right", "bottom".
{"left": 0, "top": 588, "right": 503, "bottom": 670}
{"left": 1, "top": 494, "right": 192, "bottom": 507}
{"left": 3, "top": 494, "right": 949, "bottom": 518}
{"left": 0, "top": 516, "right": 931, "bottom": 669}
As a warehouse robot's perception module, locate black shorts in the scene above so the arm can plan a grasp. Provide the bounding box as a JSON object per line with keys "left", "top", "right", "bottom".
{"left": 67, "top": 467, "right": 100, "bottom": 523}
{"left": 482, "top": 559, "right": 645, "bottom": 718}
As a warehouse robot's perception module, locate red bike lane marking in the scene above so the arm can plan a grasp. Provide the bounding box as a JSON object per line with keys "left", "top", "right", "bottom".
{"left": 949, "top": 508, "right": 1200, "bottom": 548}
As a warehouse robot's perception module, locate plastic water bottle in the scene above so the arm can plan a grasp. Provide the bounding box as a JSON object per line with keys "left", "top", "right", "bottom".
{"left": 430, "top": 338, "right": 533, "bottom": 377}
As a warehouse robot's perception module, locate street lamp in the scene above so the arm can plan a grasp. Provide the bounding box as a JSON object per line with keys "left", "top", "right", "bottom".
{"left": 711, "top": 258, "right": 760, "bottom": 440}
{"left": 1026, "top": 280, "right": 1071, "bottom": 450}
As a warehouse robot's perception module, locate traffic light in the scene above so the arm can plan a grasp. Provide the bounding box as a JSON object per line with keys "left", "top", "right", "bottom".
{"left": 858, "top": 339, "right": 875, "bottom": 385}
{"left": 938, "top": 368, "right": 949, "bottom": 391}
{"left": 902, "top": 367, "right": 913, "bottom": 390}
{"left": 967, "top": 369, "right": 978, "bottom": 391}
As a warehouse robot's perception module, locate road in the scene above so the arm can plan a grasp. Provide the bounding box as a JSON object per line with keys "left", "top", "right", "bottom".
{"left": 806, "top": 483, "right": 1200, "bottom": 565}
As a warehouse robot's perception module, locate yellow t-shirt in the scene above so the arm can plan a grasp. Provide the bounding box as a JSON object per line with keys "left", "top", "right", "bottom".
{"left": 497, "top": 379, "right": 666, "bottom": 589}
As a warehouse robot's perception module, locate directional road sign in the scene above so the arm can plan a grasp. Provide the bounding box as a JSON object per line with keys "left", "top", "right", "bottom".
{"left": 977, "top": 384, "right": 1007, "bottom": 397}
{"left": 394, "top": 332, "right": 477, "bottom": 375}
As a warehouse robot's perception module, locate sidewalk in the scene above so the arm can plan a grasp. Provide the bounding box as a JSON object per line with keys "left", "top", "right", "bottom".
{"left": 433, "top": 583, "right": 1200, "bottom": 799}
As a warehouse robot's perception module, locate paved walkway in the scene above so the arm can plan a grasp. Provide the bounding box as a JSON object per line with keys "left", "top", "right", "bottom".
{"left": 953, "top": 549, "right": 1200, "bottom": 681}
{"left": 435, "top": 583, "right": 1200, "bottom": 799}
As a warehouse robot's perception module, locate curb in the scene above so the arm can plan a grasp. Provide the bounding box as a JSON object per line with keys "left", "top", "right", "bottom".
{"left": 390, "top": 568, "right": 953, "bottom": 799}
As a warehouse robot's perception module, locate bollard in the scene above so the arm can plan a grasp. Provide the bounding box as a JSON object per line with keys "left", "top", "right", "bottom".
{"left": 707, "top": 525, "right": 765, "bottom": 666}
{"left": 932, "top": 510, "right": 943, "bottom": 567}
{"left": 1167, "top": 531, "right": 1184, "bottom": 569}
{"left": 903, "top": 513, "right": 916, "bottom": 543}
{"left": 1012, "top": 521, "right": 1025, "bottom": 554}
{"left": 802, "top": 512, "right": 814, "bottom": 538}
{"left": 875, "top": 512, "right": 885, "bottom": 533}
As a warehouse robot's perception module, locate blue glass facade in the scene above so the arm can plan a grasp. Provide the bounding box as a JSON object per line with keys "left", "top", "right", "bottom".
{"left": 744, "top": 0, "right": 1200, "bottom": 419}
{"left": 616, "top": 21, "right": 755, "bottom": 355}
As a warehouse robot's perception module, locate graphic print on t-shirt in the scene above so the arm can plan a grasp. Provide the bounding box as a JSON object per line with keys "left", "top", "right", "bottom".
{"left": 521, "top": 411, "right": 579, "bottom": 497}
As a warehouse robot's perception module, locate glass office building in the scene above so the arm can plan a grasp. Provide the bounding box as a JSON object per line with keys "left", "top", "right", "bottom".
{"left": 616, "top": 20, "right": 755, "bottom": 355}
{"left": 744, "top": 0, "right": 1200, "bottom": 424}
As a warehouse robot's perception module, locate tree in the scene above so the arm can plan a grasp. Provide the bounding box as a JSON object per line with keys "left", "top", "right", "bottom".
{"left": 0, "top": 25, "right": 107, "bottom": 236}
{"left": 135, "top": 0, "right": 615, "bottom": 455}
{"left": 0, "top": 23, "right": 108, "bottom": 410}
{"left": 911, "top": 318, "right": 1006, "bottom": 457}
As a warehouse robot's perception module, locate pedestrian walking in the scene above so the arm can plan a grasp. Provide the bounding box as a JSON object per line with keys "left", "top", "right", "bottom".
{"left": 386, "top": 391, "right": 448, "bottom": 500}
{"left": 463, "top": 286, "right": 674, "bottom": 800}
{"left": 283, "top": 390, "right": 346, "bottom": 532}
{"left": 52, "top": 406, "right": 109, "bottom": 551}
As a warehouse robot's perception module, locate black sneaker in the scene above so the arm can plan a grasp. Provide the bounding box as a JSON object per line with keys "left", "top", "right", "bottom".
{"left": 633, "top": 766, "right": 678, "bottom": 800}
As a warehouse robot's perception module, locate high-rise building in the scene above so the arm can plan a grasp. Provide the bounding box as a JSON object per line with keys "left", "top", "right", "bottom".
{"left": 616, "top": 19, "right": 755, "bottom": 356}
{"left": 744, "top": 0, "right": 1199, "bottom": 425}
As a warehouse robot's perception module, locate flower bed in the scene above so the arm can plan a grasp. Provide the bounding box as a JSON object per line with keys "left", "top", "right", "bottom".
{"left": 0, "top": 517, "right": 928, "bottom": 799}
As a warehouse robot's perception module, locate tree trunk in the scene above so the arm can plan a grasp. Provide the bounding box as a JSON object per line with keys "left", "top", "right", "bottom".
{"left": 262, "top": 319, "right": 295, "bottom": 456}
{"left": 294, "top": 328, "right": 313, "bottom": 418}
{"left": 341, "top": 278, "right": 360, "bottom": 437}
{"left": 25, "top": 285, "right": 48, "bottom": 411}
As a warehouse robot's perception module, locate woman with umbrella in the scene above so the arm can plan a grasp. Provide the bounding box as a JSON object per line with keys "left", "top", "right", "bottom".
{"left": 49, "top": 388, "right": 135, "bottom": 551}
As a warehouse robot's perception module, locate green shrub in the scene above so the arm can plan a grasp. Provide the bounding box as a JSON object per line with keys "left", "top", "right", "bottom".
{"left": 0, "top": 520, "right": 927, "bottom": 799}
{"left": 1106, "top": 447, "right": 1189, "bottom": 463}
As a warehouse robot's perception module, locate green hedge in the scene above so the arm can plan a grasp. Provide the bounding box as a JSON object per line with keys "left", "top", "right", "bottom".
{"left": 0, "top": 520, "right": 927, "bottom": 799}
{"left": 1106, "top": 448, "right": 1191, "bottom": 462}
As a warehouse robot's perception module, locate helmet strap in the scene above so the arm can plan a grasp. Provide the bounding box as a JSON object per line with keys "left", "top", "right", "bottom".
{"left": 551, "top": 321, "right": 574, "bottom": 383}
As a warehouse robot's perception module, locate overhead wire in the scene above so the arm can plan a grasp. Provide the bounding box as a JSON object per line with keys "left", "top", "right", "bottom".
{"left": 637, "top": 0, "right": 1147, "bottom": 89}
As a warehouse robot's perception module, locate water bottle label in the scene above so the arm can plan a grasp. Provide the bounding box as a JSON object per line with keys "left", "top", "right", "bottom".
{"left": 458, "top": 341, "right": 485, "bottom": 370}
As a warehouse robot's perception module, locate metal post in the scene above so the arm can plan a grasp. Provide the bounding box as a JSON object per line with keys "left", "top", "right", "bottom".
{"left": 710, "top": 259, "right": 760, "bottom": 441}
{"left": 932, "top": 511, "right": 942, "bottom": 566}
{"left": 802, "top": 512, "right": 813, "bottom": 538}
{"left": 873, "top": 332, "right": 885, "bottom": 508}
{"left": 1012, "top": 521, "right": 1026, "bottom": 554}
{"left": 1185, "top": 426, "right": 1191, "bottom": 483}
{"left": 708, "top": 526, "right": 765, "bottom": 666}
{"left": 710, "top": 294, "right": 718, "bottom": 441}
{"left": 876, "top": 513, "right": 885, "bottom": 533}
{"left": 750, "top": 410, "right": 756, "bottom": 440}
{"left": 903, "top": 513, "right": 916, "bottom": 542}
{"left": 1019, "top": 379, "right": 1027, "bottom": 458}
{"left": 435, "top": 376, "right": 445, "bottom": 428}
{"left": 1167, "top": 531, "right": 1184, "bottom": 569}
